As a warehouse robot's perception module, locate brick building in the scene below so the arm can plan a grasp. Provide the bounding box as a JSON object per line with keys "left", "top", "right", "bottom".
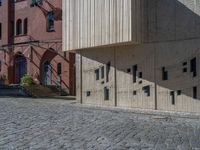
{"left": 0, "top": 0, "right": 75, "bottom": 95}
{"left": 63, "top": 0, "right": 200, "bottom": 113}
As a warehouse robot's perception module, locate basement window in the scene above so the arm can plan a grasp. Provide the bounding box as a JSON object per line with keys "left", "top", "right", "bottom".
{"left": 170, "top": 91, "right": 175, "bottom": 105}
{"left": 132, "top": 65, "right": 138, "bottom": 83}
{"left": 162, "top": 67, "right": 168, "bottom": 80}
{"left": 190, "top": 57, "right": 197, "bottom": 77}
{"left": 95, "top": 69, "right": 100, "bottom": 80}
{"left": 193, "top": 86, "right": 197, "bottom": 99}
{"left": 104, "top": 87, "right": 109, "bottom": 100}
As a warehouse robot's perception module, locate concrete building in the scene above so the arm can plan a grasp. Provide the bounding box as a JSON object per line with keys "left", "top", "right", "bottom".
{"left": 63, "top": 0, "right": 200, "bottom": 113}
{"left": 0, "top": 0, "right": 75, "bottom": 95}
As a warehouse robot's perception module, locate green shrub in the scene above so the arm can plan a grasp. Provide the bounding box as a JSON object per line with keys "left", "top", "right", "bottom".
{"left": 21, "top": 74, "right": 34, "bottom": 86}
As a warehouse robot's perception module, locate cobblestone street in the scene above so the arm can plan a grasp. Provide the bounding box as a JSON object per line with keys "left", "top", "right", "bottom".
{"left": 0, "top": 98, "right": 200, "bottom": 150}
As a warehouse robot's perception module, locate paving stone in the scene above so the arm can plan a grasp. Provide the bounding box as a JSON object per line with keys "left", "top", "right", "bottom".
{"left": 0, "top": 98, "right": 200, "bottom": 150}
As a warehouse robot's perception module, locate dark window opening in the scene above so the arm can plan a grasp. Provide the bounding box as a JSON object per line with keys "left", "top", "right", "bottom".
{"left": 182, "top": 62, "right": 187, "bottom": 66}
{"left": 31, "top": 0, "right": 43, "bottom": 6}
{"left": 101, "top": 66, "right": 104, "bottom": 79}
{"left": 133, "top": 65, "right": 138, "bottom": 83}
{"left": 139, "top": 72, "right": 143, "bottom": 78}
{"left": 0, "top": 0, "right": 2, "bottom": 6}
{"left": 170, "top": 91, "right": 175, "bottom": 105}
{"left": 177, "top": 90, "right": 181, "bottom": 96}
{"left": 183, "top": 68, "right": 187, "bottom": 73}
{"left": 95, "top": 69, "right": 100, "bottom": 80}
{"left": 106, "top": 62, "right": 111, "bottom": 82}
{"left": 133, "top": 90, "right": 137, "bottom": 95}
{"left": 143, "top": 85, "right": 150, "bottom": 97}
{"left": 47, "top": 11, "right": 55, "bottom": 32}
{"left": 127, "top": 68, "right": 131, "bottom": 73}
{"left": 193, "top": 86, "right": 197, "bottom": 99}
{"left": 57, "top": 63, "right": 62, "bottom": 75}
{"left": 104, "top": 87, "right": 109, "bottom": 100}
{"left": 86, "top": 91, "right": 91, "bottom": 97}
{"left": 162, "top": 67, "right": 168, "bottom": 80}
{"left": 23, "top": 18, "right": 28, "bottom": 35}
{"left": 16, "top": 19, "right": 22, "bottom": 35}
{"left": 190, "top": 57, "right": 197, "bottom": 77}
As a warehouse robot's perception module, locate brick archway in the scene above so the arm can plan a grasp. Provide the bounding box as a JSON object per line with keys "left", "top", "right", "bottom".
{"left": 40, "top": 48, "right": 57, "bottom": 85}
{"left": 14, "top": 52, "right": 27, "bottom": 84}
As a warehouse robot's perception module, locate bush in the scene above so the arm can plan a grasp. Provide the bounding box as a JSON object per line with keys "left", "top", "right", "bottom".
{"left": 21, "top": 74, "right": 34, "bottom": 86}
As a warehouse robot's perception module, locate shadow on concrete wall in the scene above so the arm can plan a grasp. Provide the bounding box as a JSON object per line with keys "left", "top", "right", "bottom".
{"left": 76, "top": 0, "right": 200, "bottom": 109}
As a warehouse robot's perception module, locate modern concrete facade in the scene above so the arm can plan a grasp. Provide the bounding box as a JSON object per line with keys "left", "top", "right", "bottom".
{"left": 63, "top": 0, "right": 200, "bottom": 112}
{"left": 0, "top": 0, "right": 75, "bottom": 95}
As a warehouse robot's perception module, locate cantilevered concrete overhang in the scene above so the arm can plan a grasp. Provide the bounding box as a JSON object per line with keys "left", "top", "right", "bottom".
{"left": 62, "top": 0, "right": 150, "bottom": 51}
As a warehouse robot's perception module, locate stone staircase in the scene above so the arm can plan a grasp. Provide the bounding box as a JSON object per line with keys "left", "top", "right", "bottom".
{"left": 23, "top": 85, "right": 69, "bottom": 98}
{"left": 0, "top": 84, "right": 73, "bottom": 99}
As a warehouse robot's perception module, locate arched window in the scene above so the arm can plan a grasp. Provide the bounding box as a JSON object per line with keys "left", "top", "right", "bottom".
{"left": 16, "top": 19, "right": 22, "bottom": 35}
{"left": 23, "top": 18, "right": 28, "bottom": 35}
{"left": 47, "top": 11, "right": 55, "bottom": 31}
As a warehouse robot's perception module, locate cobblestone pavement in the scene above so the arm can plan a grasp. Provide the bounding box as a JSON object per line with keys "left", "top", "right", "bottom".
{"left": 0, "top": 98, "right": 200, "bottom": 150}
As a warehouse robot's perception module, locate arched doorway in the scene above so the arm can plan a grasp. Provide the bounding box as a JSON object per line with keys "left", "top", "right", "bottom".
{"left": 14, "top": 53, "right": 27, "bottom": 84}
{"left": 42, "top": 60, "right": 52, "bottom": 86}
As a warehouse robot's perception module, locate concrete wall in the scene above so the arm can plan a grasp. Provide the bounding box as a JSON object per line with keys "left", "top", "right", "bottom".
{"left": 76, "top": 40, "right": 200, "bottom": 113}
{"left": 62, "top": 0, "right": 151, "bottom": 50}
{"left": 65, "top": 0, "right": 200, "bottom": 112}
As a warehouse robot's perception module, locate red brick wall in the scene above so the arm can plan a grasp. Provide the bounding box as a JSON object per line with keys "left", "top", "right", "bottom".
{"left": 0, "top": 0, "right": 75, "bottom": 95}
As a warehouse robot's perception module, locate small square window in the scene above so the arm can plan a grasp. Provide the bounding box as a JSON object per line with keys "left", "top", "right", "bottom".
{"left": 127, "top": 68, "right": 131, "bottom": 73}
{"left": 183, "top": 68, "right": 187, "bottom": 73}
{"left": 182, "top": 62, "right": 187, "bottom": 66}
{"left": 86, "top": 91, "right": 91, "bottom": 97}
{"left": 177, "top": 90, "right": 181, "bottom": 95}
{"left": 133, "top": 90, "right": 137, "bottom": 95}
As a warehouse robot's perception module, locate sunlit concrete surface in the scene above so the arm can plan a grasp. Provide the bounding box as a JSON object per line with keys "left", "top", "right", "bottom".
{"left": 0, "top": 98, "right": 200, "bottom": 150}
